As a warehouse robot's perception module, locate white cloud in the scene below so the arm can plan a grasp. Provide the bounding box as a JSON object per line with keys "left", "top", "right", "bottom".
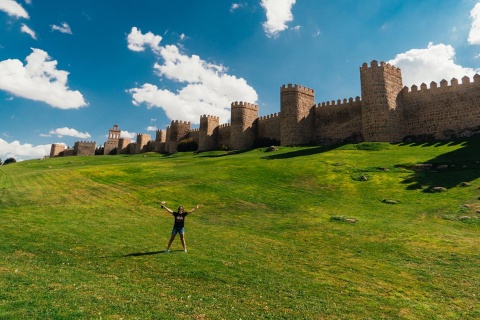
{"left": 20, "top": 23, "right": 36, "bottom": 39}
{"left": 292, "top": 25, "right": 301, "bottom": 32}
{"left": 51, "top": 22, "right": 72, "bottom": 34}
{"left": 230, "top": 3, "right": 242, "bottom": 12}
{"left": 388, "top": 42, "right": 480, "bottom": 87}
{"left": 48, "top": 127, "right": 91, "bottom": 139}
{"left": 0, "top": 48, "right": 87, "bottom": 109}
{"left": 127, "top": 27, "right": 258, "bottom": 124}
{"left": 0, "top": 138, "right": 51, "bottom": 161}
{"left": 146, "top": 126, "right": 157, "bottom": 132}
{"left": 0, "top": 0, "right": 29, "bottom": 18}
{"left": 469, "top": 3, "right": 480, "bottom": 45}
{"left": 24, "top": 0, "right": 31, "bottom": 4}
{"left": 127, "top": 26, "right": 162, "bottom": 53}
{"left": 260, "top": 0, "right": 296, "bottom": 38}
{"left": 120, "top": 131, "right": 136, "bottom": 139}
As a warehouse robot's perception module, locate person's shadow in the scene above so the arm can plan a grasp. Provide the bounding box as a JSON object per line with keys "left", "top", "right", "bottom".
{"left": 123, "top": 251, "right": 165, "bottom": 257}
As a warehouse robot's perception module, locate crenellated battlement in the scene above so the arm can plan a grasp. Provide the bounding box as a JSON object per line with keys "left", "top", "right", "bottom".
{"left": 75, "top": 141, "right": 96, "bottom": 145}
{"left": 231, "top": 101, "right": 258, "bottom": 110}
{"left": 171, "top": 120, "right": 191, "bottom": 125}
{"left": 219, "top": 123, "right": 231, "bottom": 128}
{"left": 258, "top": 112, "right": 280, "bottom": 121}
{"left": 280, "top": 83, "right": 314, "bottom": 96}
{"left": 200, "top": 114, "right": 220, "bottom": 120}
{"left": 317, "top": 96, "right": 362, "bottom": 108}
{"left": 401, "top": 74, "right": 480, "bottom": 94}
{"left": 360, "top": 60, "right": 401, "bottom": 73}
{"left": 137, "top": 133, "right": 150, "bottom": 137}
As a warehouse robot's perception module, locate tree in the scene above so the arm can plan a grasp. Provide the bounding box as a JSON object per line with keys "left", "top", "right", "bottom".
{"left": 3, "top": 157, "right": 16, "bottom": 165}
{"left": 0, "top": 158, "right": 2, "bottom": 165}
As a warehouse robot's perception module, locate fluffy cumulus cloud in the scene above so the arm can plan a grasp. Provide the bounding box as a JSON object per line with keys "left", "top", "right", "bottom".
{"left": 120, "top": 131, "right": 137, "bottom": 139}
{"left": 146, "top": 126, "right": 157, "bottom": 132}
{"left": 0, "top": 138, "right": 51, "bottom": 161}
{"left": 0, "top": 0, "right": 29, "bottom": 18}
{"left": 469, "top": 3, "right": 480, "bottom": 45}
{"left": 0, "top": 48, "right": 87, "bottom": 109}
{"left": 51, "top": 22, "right": 72, "bottom": 34}
{"left": 127, "top": 27, "right": 162, "bottom": 53}
{"left": 260, "top": 0, "right": 296, "bottom": 38}
{"left": 388, "top": 42, "right": 480, "bottom": 87}
{"left": 20, "top": 23, "right": 36, "bottom": 39}
{"left": 48, "top": 127, "right": 91, "bottom": 139}
{"left": 126, "top": 27, "right": 258, "bottom": 124}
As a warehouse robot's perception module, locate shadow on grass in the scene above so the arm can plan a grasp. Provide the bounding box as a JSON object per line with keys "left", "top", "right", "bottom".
{"left": 398, "top": 135, "right": 480, "bottom": 191}
{"left": 262, "top": 145, "right": 339, "bottom": 160}
{"left": 99, "top": 251, "right": 166, "bottom": 259}
{"left": 197, "top": 149, "right": 252, "bottom": 158}
{"left": 123, "top": 251, "right": 165, "bottom": 257}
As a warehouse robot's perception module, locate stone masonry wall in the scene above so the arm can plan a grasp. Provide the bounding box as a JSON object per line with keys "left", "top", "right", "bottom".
{"left": 401, "top": 75, "right": 480, "bottom": 139}
{"left": 314, "top": 97, "right": 363, "bottom": 144}
{"left": 198, "top": 115, "right": 219, "bottom": 151}
{"left": 74, "top": 141, "right": 96, "bottom": 156}
{"left": 56, "top": 60, "right": 480, "bottom": 157}
{"left": 167, "top": 121, "right": 191, "bottom": 153}
{"left": 360, "top": 61, "right": 404, "bottom": 142}
{"left": 218, "top": 124, "right": 231, "bottom": 148}
{"left": 280, "top": 84, "right": 315, "bottom": 146}
{"left": 257, "top": 113, "right": 281, "bottom": 143}
{"left": 230, "top": 102, "right": 258, "bottom": 150}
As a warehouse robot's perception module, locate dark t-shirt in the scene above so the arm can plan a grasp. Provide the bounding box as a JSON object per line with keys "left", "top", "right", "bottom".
{"left": 173, "top": 211, "right": 189, "bottom": 228}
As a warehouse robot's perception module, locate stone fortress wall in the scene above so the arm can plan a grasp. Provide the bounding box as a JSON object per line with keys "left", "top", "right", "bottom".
{"left": 50, "top": 60, "right": 480, "bottom": 158}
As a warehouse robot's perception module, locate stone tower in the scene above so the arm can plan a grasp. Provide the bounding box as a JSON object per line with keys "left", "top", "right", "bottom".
{"left": 230, "top": 102, "right": 258, "bottom": 150}
{"left": 104, "top": 124, "right": 121, "bottom": 155}
{"left": 167, "top": 120, "right": 191, "bottom": 153}
{"left": 198, "top": 115, "right": 219, "bottom": 152}
{"left": 136, "top": 133, "right": 151, "bottom": 154}
{"left": 50, "top": 143, "right": 65, "bottom": 157}
{"left": 155, "top": 129, "right": 166, "bottom": 152}
{"left": 360, "top": 60, "right": 404, "bottom": 142}
{"left": 280, "top": 84, "right": 315, "bottom": 146}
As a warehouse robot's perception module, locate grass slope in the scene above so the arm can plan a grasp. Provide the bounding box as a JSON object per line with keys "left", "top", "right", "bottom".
{"left": 1, "top": 139, "right": 480, "bottom": 319}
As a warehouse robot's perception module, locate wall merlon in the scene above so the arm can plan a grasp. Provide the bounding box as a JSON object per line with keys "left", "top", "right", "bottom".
{"left": 403, "top": 74, "right": 478, "bottom": 95}
{"left": 317, "top": 96, "right": 361, "bottom": 108}
{"left": 360, "top": 60, "right": 400, "bottom": 73}
{"left": 231, "top": 101, "right": 259, "bottom": 110}
{"left": 200, "top": 114, "right": 220, "bottom": 120}
{"left": 280, "top": 83, "right": 314, "bottom": 95}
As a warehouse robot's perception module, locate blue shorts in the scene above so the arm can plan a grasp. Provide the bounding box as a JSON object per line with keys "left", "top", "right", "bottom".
{"left": 172, "top": 227, "right": 185, "bottom": 235}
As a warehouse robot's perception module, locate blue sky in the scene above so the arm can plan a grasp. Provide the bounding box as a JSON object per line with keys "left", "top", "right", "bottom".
{"left": 1, "top": 0, "right": 480, "bottom": 160}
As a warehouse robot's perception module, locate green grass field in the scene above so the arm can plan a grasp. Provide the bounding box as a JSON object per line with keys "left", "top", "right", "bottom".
{"left": 1, "top": 139, "right": 479, "bottom": 319}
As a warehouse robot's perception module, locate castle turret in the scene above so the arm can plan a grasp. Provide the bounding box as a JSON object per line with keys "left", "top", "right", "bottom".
{"left": 167, "top": 120, "right": 191, "bottom": 153}
{"left": 104, "top": 124, "right": 121, "bottom": 155}
{"left": 74, "top": 141, "right": 96, "bottom": 156}
{"left": 230, "top": 102, "right": 258, "bottom": 150}
{"left": 360, "top": 60, "right": 404, "bottom": 142}
{"left": 155, "top": 129, "right": 166, "bottom": 153}
{"left": 136, "top": 133, "right": 151, "bottom": 154}
{"left": 50, "top": 143, "right": 65, "bottom": 157}
{"left": 280, "top": 84, "right": 315, "bottom": 146}
{"left": 198, "top": 115, "right": 219, "bottom": 152}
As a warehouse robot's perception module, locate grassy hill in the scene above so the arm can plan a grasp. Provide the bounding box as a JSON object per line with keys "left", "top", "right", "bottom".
{"left": 1, "top": 139, "right": 479, "bottom": 319}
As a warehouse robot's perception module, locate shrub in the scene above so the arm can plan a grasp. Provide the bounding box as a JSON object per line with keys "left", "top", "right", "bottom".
{"left": 3, "top": 157, "right": 16, "bottom": 165}
{"left": 177, "top": 138, "right": 198, "bottom": 152}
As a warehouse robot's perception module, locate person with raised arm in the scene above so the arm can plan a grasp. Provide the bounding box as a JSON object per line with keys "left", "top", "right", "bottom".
{"left": 160, "top": 201, "right": 200, "bottom": 253}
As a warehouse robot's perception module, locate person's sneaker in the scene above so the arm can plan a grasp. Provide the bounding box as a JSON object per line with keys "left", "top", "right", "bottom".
{"left": 184, "top": 249, "right": 188, "bottom": 253}
{"left": 164, "top": 249, "right": 169, "bottom": 253}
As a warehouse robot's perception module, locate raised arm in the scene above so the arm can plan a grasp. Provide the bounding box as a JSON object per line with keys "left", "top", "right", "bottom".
{"left": 188, "top": 205, "right": 201, "bottom": 214}
{"left": 160, "top": 201, "right": 174, "bottom": 214}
